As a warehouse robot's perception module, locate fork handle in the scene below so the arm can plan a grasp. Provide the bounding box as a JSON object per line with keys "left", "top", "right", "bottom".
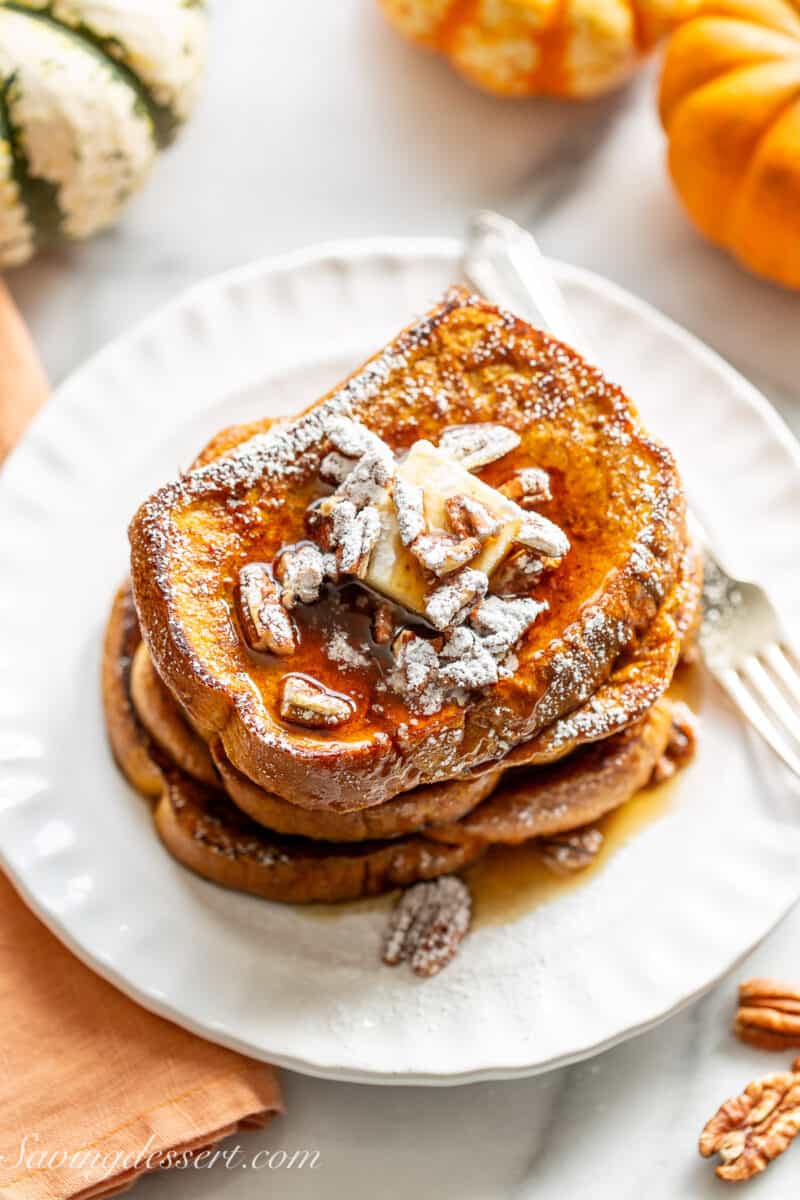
{"left": 463, "top": 211, "right": 590, "bottom": 357}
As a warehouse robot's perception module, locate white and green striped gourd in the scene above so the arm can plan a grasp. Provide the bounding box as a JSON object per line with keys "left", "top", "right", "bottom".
{"left": 0, "top": 0, "right": 207, "bottom": 266}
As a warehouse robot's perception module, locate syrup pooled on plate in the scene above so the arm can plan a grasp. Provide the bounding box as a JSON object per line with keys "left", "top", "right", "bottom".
{"left": 468, "top": 660, "right": 705, "bottom": 928}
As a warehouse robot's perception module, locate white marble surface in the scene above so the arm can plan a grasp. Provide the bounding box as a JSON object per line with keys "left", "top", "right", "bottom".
{"left": 7, "top": 2, "right": 800, "bottom": 1196}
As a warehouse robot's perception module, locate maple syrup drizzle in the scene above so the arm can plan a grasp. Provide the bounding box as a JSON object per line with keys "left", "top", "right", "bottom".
{"left": 302, "top": 660, "right": 705, "bottom": 926}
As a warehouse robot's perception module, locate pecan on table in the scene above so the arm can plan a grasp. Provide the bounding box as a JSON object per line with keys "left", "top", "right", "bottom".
{"left": 699, "top": 1057, "right": 800, "bottom": 1181}
{"left": 734, "top": 978, "right": 800, "bottom": 1052}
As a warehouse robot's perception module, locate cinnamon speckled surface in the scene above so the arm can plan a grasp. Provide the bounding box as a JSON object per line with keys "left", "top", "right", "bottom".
{"left": 8, "top": 3, "right": 800, "bottom": 1196}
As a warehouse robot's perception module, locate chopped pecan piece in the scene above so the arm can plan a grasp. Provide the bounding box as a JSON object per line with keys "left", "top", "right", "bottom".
{"left": 667, "top": 700, "right": 697, "bottom": 767}
{"left": 425, "top": 568, "right": 488, "bottom": 631}
{"left": 336, "top": 505, "right": 381, "bottom": 578}
{"left": 373, "top": 601, "right": 394, "bottom": 645}
{"left": 735, "top": 980, "right": 800, "bottom": 1052}
{"left": 445, "top": 494, "right": 500, "bottom": 541}
{"left": 392, "top": 478, "right": 426, "bottom": 546}
{"left": 499, "top": 467, "right": 552, "bottom": 506}
{"left": 437, "top": 626, "right": 498, "bottom": 690}
{"left": 516, "top": 511, "right": 570, "bottom": 559}
{"left": 538, "top": 827, "right": 604, "bottom": 875}
{"left": 274, "top": 543, "right": 327, "bottom": 608}
{"left": 304, "top": 497, "right": 337, "bottom": 549}
{"left": 382, "top": 876, "right": 472, "bottom": 978}
{"left": 411, "top": 531, "right": 482, "bottom": 578}
{"left": 438, "top": 423, "right": 520, "bottom": 470}
{"left": 651, "top": 701, "right": 698, "bottom": 783}
{"left": 327, "top": 416, "right": 389, "bottom": 462}
{"left": 336, "top": 448, "right": 394, "bottom": 510}
{"left": 237, "top": 564, "right": 296, "bottom": 656}
{"left": 470, "top": 594, "right": 546, "bottom": 659}
{"left": 319, "top": 450, "right": 355, "bottom": 485}
{"left": 699, "top": 1057, "right": 800, "bottom": 1181}
{"left": 490, "top": 547, "right": 546, "bottom": 593}
{"left": 279, "top": 674, "right": 353, "bottom": 728}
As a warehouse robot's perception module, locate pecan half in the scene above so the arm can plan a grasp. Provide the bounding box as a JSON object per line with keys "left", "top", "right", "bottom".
{"left": 499, "top": 467, "right": 552, "bottom": 506}
{"left": 538, "top": 827, "right": 604, "bottom": 875}
{"left": 735, "top": 980, "right": 800, "bottom": 1052}
{"left": 237, "top": 564, "right": 296, "bottom": 656}
{"left": 445, "top": 494, "right": 500, "bottom": 541}
{"left": 699, "top": 1057, "right": 800, "bottom": 1181}
{"left": 438, "top": 423, "right": 520, "bottom": 470}
{"left": 279, "top": 674, "right": 353, "bottom": 728}
{"left": 382, "top": 876, "right": 472, "bottom": 978}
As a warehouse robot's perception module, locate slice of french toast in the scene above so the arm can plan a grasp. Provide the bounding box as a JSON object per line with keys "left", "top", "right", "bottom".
{"left": 129, "top": 288, "right": 688, "bottom": 812}
{"left": 102, "top": 583, "right": 684, "bottom": 903}
{"left": 124, "top": 542, "right": 698, "bottom": 841}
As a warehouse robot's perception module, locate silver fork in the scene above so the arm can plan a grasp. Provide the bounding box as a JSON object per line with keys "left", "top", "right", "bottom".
{"left": 462, "top": 209, "right": 800, "bottom": 779}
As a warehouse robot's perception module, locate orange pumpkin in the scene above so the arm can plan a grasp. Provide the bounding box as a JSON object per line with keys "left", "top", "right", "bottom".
{"left": 378, "top": 0, "right": 688, "bottom": 98}
{"left": 660, "top": 1, "right": 800, "bottom": 288}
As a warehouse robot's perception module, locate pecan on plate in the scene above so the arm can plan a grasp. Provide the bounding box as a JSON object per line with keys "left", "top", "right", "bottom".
{"left": 537, "top": 827, "right": 604, "bottom": 876}
{"left": 382, "top": 876, "right": 472, "bottom": 978}
{"left": 699, "top": 1057, "right": 800, "bottom": 1181}
{"left": 735, "top": 979, "right": 800, "bottom": 1052}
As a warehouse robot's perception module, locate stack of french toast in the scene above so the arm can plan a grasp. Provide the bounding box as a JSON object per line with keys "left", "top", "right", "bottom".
{"left": 103, "top": 288, "right": 701, "bottom": 905}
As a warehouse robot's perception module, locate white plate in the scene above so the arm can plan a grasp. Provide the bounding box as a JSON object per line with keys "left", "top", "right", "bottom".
{"left": 1, "top": 239, "right": 799, "bottom": 1086}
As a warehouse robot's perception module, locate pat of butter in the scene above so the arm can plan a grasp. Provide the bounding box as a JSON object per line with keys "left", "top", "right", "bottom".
{"left": 365, "top": 441, "right": 522, "bottom": 614}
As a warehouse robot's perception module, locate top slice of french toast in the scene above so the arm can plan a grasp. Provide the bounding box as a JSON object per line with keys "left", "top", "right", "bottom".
{"left": 129, "top": 288, "right": 687, "bottom": 811}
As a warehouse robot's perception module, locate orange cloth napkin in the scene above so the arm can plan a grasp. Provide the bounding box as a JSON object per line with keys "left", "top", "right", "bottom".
{"left": 0, "top": 282, "right": 283, "bottom": 1200}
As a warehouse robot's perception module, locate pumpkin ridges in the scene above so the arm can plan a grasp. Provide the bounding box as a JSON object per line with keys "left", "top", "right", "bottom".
{"left": 1, "top": 0, "right": 207, "bottom": 145}
{"left": 2, "top": 3, "right": 174, "bottom": 147}
{"left": 0, "top": 70, "right": 62, "bottom": 250}
{"left": 728, "top": 96, "right": 800, "bottom": 286}
{"left": 685, "top": 0, "right": 800, "bottom": 38}
{"left": 379, "top": 0, "right": 683, "bottom": 97}
{"left": 0, "top": 8, "right": 156, "bottom": 247}
{"left": 665, "top": 58, "right": 800, "bottom": 246}
{"left": 440, "top": 0, "right": 559, "bottom": 99}
{"left": 377, "top": 0, "right": 459, "bottom": 46}
{"left": 0, "top": 77, "right": 34, "bottom": 262}
{"left": 659, "top": 17, "right": 800, "bottom": 127}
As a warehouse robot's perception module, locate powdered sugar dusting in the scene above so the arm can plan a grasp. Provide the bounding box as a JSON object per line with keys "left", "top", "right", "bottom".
{"left": 326, "top": 630, "right": 371, "bottom": 672}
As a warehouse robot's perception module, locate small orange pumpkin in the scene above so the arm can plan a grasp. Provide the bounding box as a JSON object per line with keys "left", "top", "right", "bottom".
{"left": 378, "top": 0, "right": 687, "bottom": 98}
{"left": 659, "top": 0, "right": 800, "bottom": 289}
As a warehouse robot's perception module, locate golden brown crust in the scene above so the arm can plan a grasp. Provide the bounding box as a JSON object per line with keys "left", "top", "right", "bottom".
{"left": 212, "top": 739, "right": 502, "bottom": 841}
{"left": 130, "top": 642, "right": 218, "bottom": 786}
{"left": 129, "top": 288, "right": 689, "bottom": 811}
{"left": 102, "top": 584, "right": 163, "bottom": 798}
{"left": 154, "top": 775, "right": 485, "bottom": 905}
{"left": 102, "top": 582, "right": 487, "bottom": 901}
{"left": 103, "top": 580, "right": 691, "bottom": 901}
{"left": 448, "top": 699, "right": 675, "bottom": 845}
{"left": 129, "top": 621, "right": 505, "bottom": 839}
{"left": 493, "top": 535, "right": 702, "bottom": 773}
